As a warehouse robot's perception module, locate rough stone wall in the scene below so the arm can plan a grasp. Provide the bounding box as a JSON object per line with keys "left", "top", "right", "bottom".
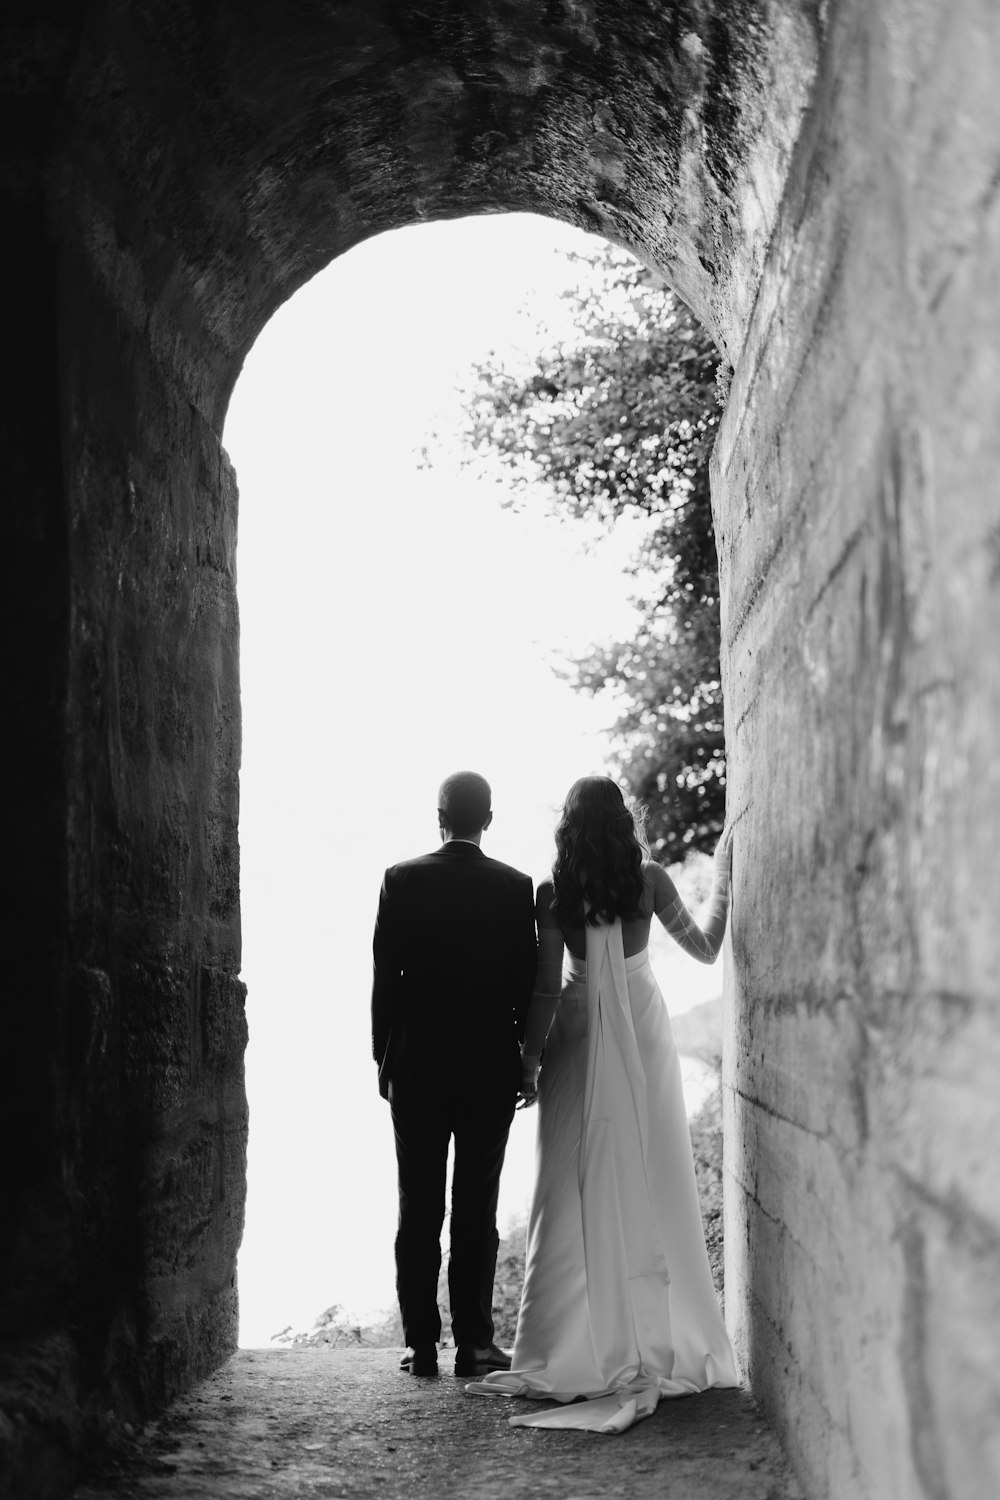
{"left": 2, "top": 8, "right": 245, "bottom": 1490}
{"left": 55, "top": 0, "right": 818, "bottom": 411}
{"left": 1, "top": 8, "right": 84, "bottom": 1493}
{"left": 715, "top": 2, "right": 1000, "bottom": 1497}
{"left": 61, "top": 239, "right": 247, "bottom": 1408}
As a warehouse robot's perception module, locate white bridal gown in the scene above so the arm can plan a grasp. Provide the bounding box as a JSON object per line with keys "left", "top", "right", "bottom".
{"left": 470, "top": 917, "right": 737, "bottom": 1431}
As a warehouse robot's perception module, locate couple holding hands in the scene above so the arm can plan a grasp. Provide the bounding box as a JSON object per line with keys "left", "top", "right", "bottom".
{"left": 371, "top": 770, "right": 736, "bottom": 1432}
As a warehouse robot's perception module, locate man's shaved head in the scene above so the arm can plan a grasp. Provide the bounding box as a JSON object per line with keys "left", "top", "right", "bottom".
{"left": 437, "top": 771, "right": 492, "bottom": 840}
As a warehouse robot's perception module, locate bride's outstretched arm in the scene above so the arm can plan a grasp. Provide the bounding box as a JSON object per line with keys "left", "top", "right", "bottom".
{"left": 650, "top": 826, "right": 733, "bottom": 963}
{"left": 519, "top": 884, "right": 564, "bottom": 1097}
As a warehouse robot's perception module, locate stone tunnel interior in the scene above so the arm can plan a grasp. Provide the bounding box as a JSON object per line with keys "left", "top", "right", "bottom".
{"left": 2, "top": 3, "right": 999, "bottom": 1498}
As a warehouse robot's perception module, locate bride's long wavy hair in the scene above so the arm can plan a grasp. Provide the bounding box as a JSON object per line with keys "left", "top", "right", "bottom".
{"left": 551, "top": 777, "right": 650, "bottom": 927}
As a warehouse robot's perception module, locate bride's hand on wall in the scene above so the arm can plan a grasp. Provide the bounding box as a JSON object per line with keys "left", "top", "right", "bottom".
{"left": 713, "top": 823, "right": 735, "bottom": 880}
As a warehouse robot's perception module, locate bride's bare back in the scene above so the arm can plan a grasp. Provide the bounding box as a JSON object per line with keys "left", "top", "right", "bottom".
{"left": 538, "top": 860, "right": 728, "bottom": 962}
{"left": 522, "top": 842, "right": 732, "bottom": 1062}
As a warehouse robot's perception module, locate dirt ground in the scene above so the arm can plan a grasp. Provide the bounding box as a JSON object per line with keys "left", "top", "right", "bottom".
{"left": 74, "top": 1348, "right": 805, "bottom": 1500}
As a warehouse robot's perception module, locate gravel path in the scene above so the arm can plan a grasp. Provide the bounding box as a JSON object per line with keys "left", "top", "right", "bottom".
{"left": 75, "top": 1349, "right": 804, "bottom": 1500}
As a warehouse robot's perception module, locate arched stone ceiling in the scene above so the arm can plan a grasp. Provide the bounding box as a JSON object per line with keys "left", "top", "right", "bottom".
{"left": 54, "top": 0, "right": 821, "bottom": 427}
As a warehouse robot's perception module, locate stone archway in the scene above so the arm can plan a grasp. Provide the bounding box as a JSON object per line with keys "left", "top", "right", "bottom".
{"left": 3, "top": 5, "right": 999, "bottom": 1499}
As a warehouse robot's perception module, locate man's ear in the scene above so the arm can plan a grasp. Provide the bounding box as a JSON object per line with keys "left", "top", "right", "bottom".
{"left": 437, "top": 810, "right": 449, "bottom": 837}
{"left": 483, "top": 810, "right": 494, "bottom": 831}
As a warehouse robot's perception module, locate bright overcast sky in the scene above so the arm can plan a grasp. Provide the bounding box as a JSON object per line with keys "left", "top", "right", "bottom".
{"left": 224, "top": 212, "right": 717, "bottom": 1346}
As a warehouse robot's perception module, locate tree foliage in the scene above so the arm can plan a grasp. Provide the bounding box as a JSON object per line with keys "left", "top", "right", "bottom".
{"left": 461, "top": 245, "right": 727, "bottom": 864}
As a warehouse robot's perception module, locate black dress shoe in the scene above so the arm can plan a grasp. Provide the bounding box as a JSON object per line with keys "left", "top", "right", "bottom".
{"left": 454, "top": 1342, "right": 512, "bottom": 1377}
{"left": 399, "top": 1344, "right": 438, "bottom": 1376}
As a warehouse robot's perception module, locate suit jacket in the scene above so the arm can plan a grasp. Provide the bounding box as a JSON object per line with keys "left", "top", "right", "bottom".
{"left": 371, "top": 841, "right": 537, "bottom": 1100}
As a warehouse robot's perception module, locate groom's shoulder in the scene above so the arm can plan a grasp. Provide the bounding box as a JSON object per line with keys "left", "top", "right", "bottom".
{"left": 382, "top": 849, "right": 531, "bottom": 888}
{"left": 383, "top": 850, "right": 440, "bottom": 879}
{"left": 480, "top": 853, "right": 533, "bottom": 887}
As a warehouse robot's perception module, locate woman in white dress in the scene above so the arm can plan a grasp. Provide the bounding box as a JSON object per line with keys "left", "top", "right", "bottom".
{"left": 469, "top": 776, "right": 737, "bottom": 1431}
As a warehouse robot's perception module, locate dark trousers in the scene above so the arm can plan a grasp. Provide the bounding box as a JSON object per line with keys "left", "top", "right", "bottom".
{"left": 390, "top": 1079, "right": 515, "bottom": 1349}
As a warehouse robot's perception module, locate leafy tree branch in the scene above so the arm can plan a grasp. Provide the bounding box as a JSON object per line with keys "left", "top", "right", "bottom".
{"left": 460, "top": 244, "right": 729, "bottom": 864}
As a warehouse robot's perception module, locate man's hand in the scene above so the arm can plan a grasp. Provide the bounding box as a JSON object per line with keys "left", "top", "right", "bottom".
{"left": 518, "top": 1052, "right": 540, "bottom": 1108}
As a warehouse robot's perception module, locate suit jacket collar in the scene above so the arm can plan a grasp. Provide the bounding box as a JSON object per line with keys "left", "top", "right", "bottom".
{"left": 433, "top": 840, "right": 485, "bottom": 858}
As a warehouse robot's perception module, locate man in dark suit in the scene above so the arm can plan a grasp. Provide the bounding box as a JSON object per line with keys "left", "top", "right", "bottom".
{"left": 372, "top": 770, "right": 537, "bottom": 1378}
